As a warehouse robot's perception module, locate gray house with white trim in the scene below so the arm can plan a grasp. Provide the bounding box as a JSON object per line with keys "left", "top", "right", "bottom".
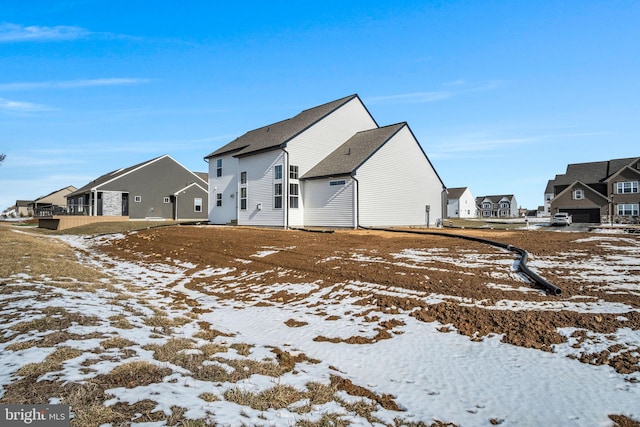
{"left": 204, "top": 94, "right": 446, "bottom": 228}
{"left": 67, "top": 155, "right": 208, "bottom": 221}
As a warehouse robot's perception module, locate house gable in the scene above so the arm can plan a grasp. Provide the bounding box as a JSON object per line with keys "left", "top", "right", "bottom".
{"left": 204, "top": 94, "right": 374, "bottom": 159}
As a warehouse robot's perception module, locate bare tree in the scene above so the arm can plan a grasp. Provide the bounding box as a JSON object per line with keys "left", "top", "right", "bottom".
{"left": 0, "top": 153, "right": 5, "bottom": 164}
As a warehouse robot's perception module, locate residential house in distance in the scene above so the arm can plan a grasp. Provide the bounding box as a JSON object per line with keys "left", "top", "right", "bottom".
{"left": 64, "top": 155, "right": 208, "bottom": 221}
{"left": 446, "top": 187, "right": 476, "bottom": 218}
{"left": 11, "top": 185, "right": 77, "bottom": 217}
{"left": 547, "top": 156, "right": 640, "bottom": 224}
{"left": 204, "top": 94, "right": 446, "bottom": 228}
{"left": 475, "top": 195, "right": 518, "bottom": 218}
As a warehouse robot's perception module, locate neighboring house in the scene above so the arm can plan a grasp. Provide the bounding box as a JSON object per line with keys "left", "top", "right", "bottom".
{"left": 204, "top": 94, "right": 446, "bottom": 228}
{"left": 543, "top": 179, "right": 555, "bottom": 216}
{"left": 31, "top": 185, "right": 77, "bottom": 216}
{"left": 475, "top": 195, "right": 518, "bottom": 218}
{"left": 14, "top": 200, "right": 33, "bottom": 217}
{"left": 66, "top": 155, "right": 208, "bottom": 221}
{"left": 446, "top": 187, "right": 475, "bottom": 218}
{"left": 547, "top": 157, "right": 640, "bottom": 224}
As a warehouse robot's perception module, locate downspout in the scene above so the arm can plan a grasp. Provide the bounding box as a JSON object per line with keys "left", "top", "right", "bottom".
{"left": 174, "top": 194, "right": 178, "bottom": 221}
{"left": 352, "top": 175, "right": 360, "bottom": 229}
{"left": 283, "top": 147, "right": 290, "bottom": 229}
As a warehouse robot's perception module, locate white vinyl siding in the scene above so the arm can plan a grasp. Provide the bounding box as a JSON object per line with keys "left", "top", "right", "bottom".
{"left": 208, "top": 154, "right": 239, "bottom": 224}
{"left": 356, "top": 126, "right": 442, "bottom": 227}
{"left": 285, "top": 97, "right": 377, "bottom": 179}
{"left": 304, "top": 178, "right": 355, "bottom": 227}
{"left": 237, "top": 150, "right": 285, "bottom": 227}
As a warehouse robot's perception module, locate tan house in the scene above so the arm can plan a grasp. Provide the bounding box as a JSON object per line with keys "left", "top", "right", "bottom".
{"left": 15, "top": 185, "right": 77, "bottom": 217}
{"left": 547, "top": 157, "right": 640, "bottom": 224}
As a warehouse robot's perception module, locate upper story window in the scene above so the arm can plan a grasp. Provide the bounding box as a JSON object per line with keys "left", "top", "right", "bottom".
{"left": 482, "top": 202, "right": 491, "bottom": 209}
{"left": 134, "top": 196, "right": 142, "bottom": 203}
{"left": 545, "top": 194, "right": 552, "bottom": 201}
{"left": 330, "top": 180, "right": 346, "bottom": 186}
{"left": 290, "top": 165, "right": 299, "bottom": 180}
{"left": 616, "top": 181, "right": 639, "bottom": 194}
{"left": 163, "top": 197, "right": 170, "bottom": 203}
{"left": 500, "top": 202, "right": 509, "bottom": 208}
{"left": 194, "top": 198, "right": 202, "bottom": 212}
{"left": 240, "top": 171, "right": 247, "bottom": 184}
{"left": 216, "top": 159, "right": 222, "bottom": 177}
{"left": 573, "top": 189, "right": 584, "bottom": 200}
{"left": 274, "top": 165, "right": 282, "bottom": 180}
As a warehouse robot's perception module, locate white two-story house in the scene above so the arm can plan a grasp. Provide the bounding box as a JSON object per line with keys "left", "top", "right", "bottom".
{"left": 204, "top": 94, "right": 446, "bottom": 228}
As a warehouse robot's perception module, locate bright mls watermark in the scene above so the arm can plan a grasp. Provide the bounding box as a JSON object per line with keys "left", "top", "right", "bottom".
{"left": 1, "top": 404, "right": 70, "bottom": 426}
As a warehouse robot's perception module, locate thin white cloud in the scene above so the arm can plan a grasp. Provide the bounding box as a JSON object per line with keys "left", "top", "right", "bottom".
{"left": 0, "top": 23, "right": 88, "bottom": 42}
{"left": 0, "top": 97, "right": 50, "bottom": 112}
{"left": 366, "top": 91, "right": 453, "bottom": 105}
{"left": 0, "top": 78, "right": 153, "bottom": 91}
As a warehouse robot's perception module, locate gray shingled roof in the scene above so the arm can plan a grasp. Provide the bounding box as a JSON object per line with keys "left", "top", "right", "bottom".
{"left": 300, "top": 123, "right": 405, "bottom": 179}
{"left": 446, "top": 187, "right": 468, "bottom": 200}
{"left": 204, "top": 94, "right": 362, "bottom": 159}
{"left": 552, "top": 157, "right": 639, "bottom": 185}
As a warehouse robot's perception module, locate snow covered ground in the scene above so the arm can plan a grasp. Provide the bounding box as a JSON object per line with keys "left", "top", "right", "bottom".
{"left": 1, "top": 230, "right": 639, "bottom": 426}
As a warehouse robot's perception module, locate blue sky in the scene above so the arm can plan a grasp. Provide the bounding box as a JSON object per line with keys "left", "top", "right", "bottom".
{"left": 1, "top": 0, "right": 638, "bottom": 212}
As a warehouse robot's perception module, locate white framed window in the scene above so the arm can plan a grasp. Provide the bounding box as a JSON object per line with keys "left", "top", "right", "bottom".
{"left": 290, "top": 165, "right": 299, "bottom": 179}
{"left": 240, "top": 187, "right": 247, "bottom": 210}
{"left": 573, "top": 189, "right": 584, "bottom": 200}
{"left": 290, "top": 183, "right": 299, "bottom": 208}
{"left": 330, "top": 180, "right": 346, "bottom": 186}
{"left": 134, "top": 196, "right": 142, "bottom": 203}
{"left": 194, "top": 198, "right": 202, "bottom": 212}
{"left": 240, "top": 171, "right": 247, "bottom": 184}
{"left": 617, "top": 203, "right": 639, "bottom": 216}
{"left": 482, "top": 210, "right": 491, "bottom": 217}
{"left": 482, "top": 202, "right": 491, "bottom": 209}
{"left": 274, "top": 165, "right": 283, "bottom": 180}
{"left": 616, "top": 181, "right": 639, "bottom": 194}
{"left": 164, "top": 197, "right": 170, "bottom": 203}
{"left": 274, "top": 183, "right": 283, "bottom": 209}
{"left": 216, "top": 193, "right": 222, "bottom": 207}
{"left": 216, "top": 158, "right": 222, "bottom": 177}
{"left": 500, "top": 202, "right": 509, "bottom": 208}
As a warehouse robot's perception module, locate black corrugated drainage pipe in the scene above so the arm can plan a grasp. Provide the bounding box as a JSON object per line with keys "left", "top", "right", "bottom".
{"left": 359, "top": 226, "right": 562, "bottom": 296}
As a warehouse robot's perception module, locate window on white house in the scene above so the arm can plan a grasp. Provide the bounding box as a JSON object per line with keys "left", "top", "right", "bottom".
{"left": 290, "top": 183, "right": 299, "bottom": 208}
{"left": 194, "top": 198, "right": 202, "bottom": 212}
{"left": 616, "top": 181, "right": 639, "bottom": 194}
{"left": 134, "top": 196, "right": 142, "bottom": 203}
{"left": 330, "top": 180, "right": 346, "bottom": 186}
{"left": 240, "top": 171, "right": 247, "bottom": 184}
{"left": 290, "top": 165, "right": 299, "bottom": 179}
{"left": 274, "top": 183, "right": 282, "bottom": 209}
{"left": 216, "top": 159, "right": 222, "bottom": 177}
{"left": 500, "top": 202, "right": 509, "bottom": 208}
{"left": 482, "top": 202, "right": 491, "bottom": 209}
{"left": 274, "top": 165, "right": 282, "bottom": 180}
{"left": 617, "top": 203, "right": 639, "bottom": 216}
{"left": 240, "top": 187, "right": 247, "bottom": 210}
{"left": 216, "top": 193, "right": 222, "bottom": 207}
{"left": 164, "top": 197, "right": 170, "bottom": 203}
{"left": 573, "top": 189, "right": 584, "bottom": 200}
{"left": 482, "top": 210, "right": 491, "bottom": 216}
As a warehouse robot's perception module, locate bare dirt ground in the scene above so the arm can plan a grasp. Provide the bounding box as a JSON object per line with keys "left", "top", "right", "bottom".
{"left": 98, "top": 225, "right": 640, "bottom": 375}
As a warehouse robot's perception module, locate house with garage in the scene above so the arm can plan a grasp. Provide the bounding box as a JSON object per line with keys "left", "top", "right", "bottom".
{"left": 204, "top": 94, "right": 446, "bottom": 228}
{"left": 547, "top": 156, "right": 640, "bottom": 224}
{"left": 65, "top": 154, "right": 208, "bottom": 221}
{"left": 446, "top": 187, "right": 476, "bottom": 218}
{"left": 475, "top": 195, "right": 518, "bottom": 218}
